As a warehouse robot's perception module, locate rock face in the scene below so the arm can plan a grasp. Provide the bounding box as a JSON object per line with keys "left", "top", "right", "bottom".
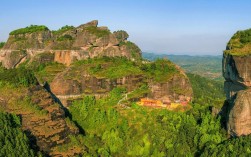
{"left": 0, "top": 20, "right": 141, "bottom": 68}
{"left": 149, "top": 74, "right": 192, "bottom": 100}
{"left": 222, "top": 28, "right": 251, "bottom": 136}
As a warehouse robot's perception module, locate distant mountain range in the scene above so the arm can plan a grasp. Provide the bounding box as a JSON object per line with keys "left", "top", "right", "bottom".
{"left": 142, "top": 52, "right": 223, "bottom": 81}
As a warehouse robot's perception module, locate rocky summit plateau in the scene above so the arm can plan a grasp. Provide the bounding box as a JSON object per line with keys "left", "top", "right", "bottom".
{"left": 222, "top": 28, "right": 251, "bottom": 136}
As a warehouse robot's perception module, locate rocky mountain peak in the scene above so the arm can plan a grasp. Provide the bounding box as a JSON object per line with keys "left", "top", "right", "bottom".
{"left": 0, "top": 20, "right": 141, "bottom": 68}
{"left": 79, "top": 20, "right": 98, "bottom": 27}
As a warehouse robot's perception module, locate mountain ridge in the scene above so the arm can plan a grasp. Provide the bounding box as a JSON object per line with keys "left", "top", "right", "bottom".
{"left": 0, "top": 20, "right": 141, "bottom": 68}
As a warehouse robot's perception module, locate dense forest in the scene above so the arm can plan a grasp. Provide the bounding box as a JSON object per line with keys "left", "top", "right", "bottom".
{"left": 0, "top": 58, "right": 251, "bottom": 156}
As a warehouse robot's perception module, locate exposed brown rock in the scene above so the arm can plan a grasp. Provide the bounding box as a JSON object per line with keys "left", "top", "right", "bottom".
{"left": 149, "top": 74, "right": 193, "bottom": 101}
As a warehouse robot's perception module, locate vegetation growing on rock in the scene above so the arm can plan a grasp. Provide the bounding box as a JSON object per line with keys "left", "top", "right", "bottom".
{"left": 224, "top": 28, "right": 251, "bottom": 56}
{"left": 63, "top": 57, "right": 179, "bottom": 82}
{"left": 52, "top": 25, "right": 74, "bottom": 35}
{"left": 0, "top": 66, "right": 37, "bottom": 87}
{"left": 84, "top": 26, "right": 110, "bottom": 37}
{"left": 0, "top": 42, "right": 5, "bottom": 48}
{"left": 9, "top": 25, "right": 49, "bottom": 35}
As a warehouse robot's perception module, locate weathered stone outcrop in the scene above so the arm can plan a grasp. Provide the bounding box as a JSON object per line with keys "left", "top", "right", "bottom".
{"left": 0, "top": 20, "right": 141, "bottom": 68}
{"left": 222, "top": 29, "right": 251, "bottom": 136}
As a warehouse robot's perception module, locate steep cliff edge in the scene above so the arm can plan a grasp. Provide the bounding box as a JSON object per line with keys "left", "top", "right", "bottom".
{"left": 0, "top": 20, "right": 141, "bottom": 68}
{"left": 222, "top": 28, "right": 251, "bottom": 136}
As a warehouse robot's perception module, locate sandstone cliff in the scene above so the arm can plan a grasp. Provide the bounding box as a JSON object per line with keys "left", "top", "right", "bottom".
{"left": 0, "top": 20, "right": 141, "bottom": 68}
{"left": 222, "top": 28, "right": 251, "bottom": 136}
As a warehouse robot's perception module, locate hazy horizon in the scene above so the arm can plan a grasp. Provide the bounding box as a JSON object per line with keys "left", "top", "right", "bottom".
{"left": 1, "top": 0, "right": 251, "bottom": 55}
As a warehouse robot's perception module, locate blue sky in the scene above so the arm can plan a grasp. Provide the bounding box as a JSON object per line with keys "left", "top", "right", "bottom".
{"left": 1, "top": 0, "right": 251, "bottom": 55}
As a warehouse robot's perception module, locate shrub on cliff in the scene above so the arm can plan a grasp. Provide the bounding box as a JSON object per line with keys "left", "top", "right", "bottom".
{"left": 9, "top": 25, "right": 49, "bottom": 35}
{"left": 0, "top": 42, "right": 5, "bottom": 48}
{"left": 52, "top": 25, "right": 74, "bottom": 35}
{"left": 225, "top": 28, "right": 251, "bottom": 55}
{"left": 84, "top": 26, "right": 110, "bottom": 37}
{"left": 0, "top": 66, "right": 37, "bottom": 87}
{"left": 141, "top": 58, "right": 178, "bottom": 82}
